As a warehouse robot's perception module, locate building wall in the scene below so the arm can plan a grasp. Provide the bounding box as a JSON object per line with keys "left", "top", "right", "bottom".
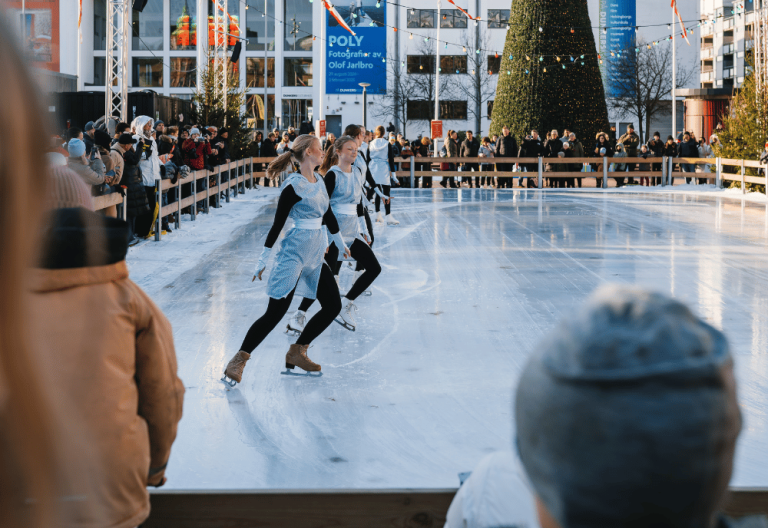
{"left": 699, "top": 0, "right": 756, "bottom": 89}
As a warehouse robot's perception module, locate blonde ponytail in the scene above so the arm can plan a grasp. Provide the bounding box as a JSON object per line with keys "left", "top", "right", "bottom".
{"left": 318, "top": 136, "right": 357, "bottom": 176}
{"left": 266, "top": 134, "right": 320, "bottom": 181}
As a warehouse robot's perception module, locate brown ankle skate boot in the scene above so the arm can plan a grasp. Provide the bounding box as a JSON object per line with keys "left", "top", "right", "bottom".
{"left": 285, "top": 344, "right": 321, "bottom": 372}
{"left": 222, "top": 350, "right": 251, "bottom": 386}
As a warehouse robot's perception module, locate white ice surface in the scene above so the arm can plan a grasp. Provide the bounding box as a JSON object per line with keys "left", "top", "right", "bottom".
{"left": 127, "top": 186, "right": 768, "bottom": 490}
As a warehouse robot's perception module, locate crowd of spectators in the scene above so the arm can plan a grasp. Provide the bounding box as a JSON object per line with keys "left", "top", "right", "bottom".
{"left": 52, "top": 117, "right": 238, "bottom": 244}
{"left": 363, "top": 123, "right": 723, "bottom": 189}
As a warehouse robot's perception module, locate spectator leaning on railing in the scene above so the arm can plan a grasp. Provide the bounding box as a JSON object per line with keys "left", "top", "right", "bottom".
{"left": 121, "top": 133, "right": 151, "bottom": 243}
{"left": 181, "top": 127, "right": 213, "bottom": 171}
{"left": 460, "top": 130, "right": 480, "bottom": 188}
{"left": 495, "top": 126, "right": 519, "bottom": 189}
{"left": 67, "top": 137, "right": 106, "bottom": 190}
{"left": 618, "top": 124, "right": 639, "bottom": 184}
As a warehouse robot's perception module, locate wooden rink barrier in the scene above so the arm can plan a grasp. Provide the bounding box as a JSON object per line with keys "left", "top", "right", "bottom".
{"left": 114, "top": 154, "right": 766, "bottom": 241}
{"left": 142, "top": 487, "right": 768, "bottom": 527}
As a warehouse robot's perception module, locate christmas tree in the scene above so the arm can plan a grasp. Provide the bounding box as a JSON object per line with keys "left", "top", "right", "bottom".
{"left": 191, "top": 54, "right": 251, "bottom": 159}
{"left": 489, "top": 0, "right": 609, "bottom": 146}
{"left": 712, "top": 64, "right": 767, "bottom": 192}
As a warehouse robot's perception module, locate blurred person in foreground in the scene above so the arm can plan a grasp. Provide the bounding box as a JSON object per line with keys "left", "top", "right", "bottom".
{"left": 516, "top": 285, "right": 748, "bottom": 528}
{"left": 0, "top": 15, "right": 78, "bottom": 526}
{"left": 30, "top": 165, "right": 185, "bottom": 526}
{"left": 447, "top": 285, "right": 756, "bottom": 528}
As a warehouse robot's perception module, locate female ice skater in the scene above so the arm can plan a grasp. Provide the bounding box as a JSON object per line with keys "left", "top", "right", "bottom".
{"left": 222, "top": 135, "right": 351, "bottom": 385}
{"left": 367, "top": 125, "right": 399, "bottom": 225}
{"left": 289, "top": 136, "right": 383, "bottom": 333}
{"left": 350, "top": 124, "right": 387, "bottom": 243}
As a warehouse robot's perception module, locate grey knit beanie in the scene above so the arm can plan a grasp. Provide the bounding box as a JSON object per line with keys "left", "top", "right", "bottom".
{"left": 47, "top": 165, "right": 94, "bottom": 211}
{"left": 515, "top": 285, "right": 742, "bottom": 528}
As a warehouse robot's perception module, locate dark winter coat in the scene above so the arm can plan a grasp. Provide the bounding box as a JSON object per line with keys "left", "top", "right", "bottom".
{"left": 567, "top": 139, "right": 584, "bottom": 172}
{"left": 460, "top": 137, "right": 480, "bottom": 158}
{"left": 663, "top": 142, "right": 678, "bottom": 158}
{"left": 495, "top": 134, "right": 518, "bottom": 158}
{"left": 593, "top": 139, "right": 614, "bottom": 158}
{"left": 543, "top": 137, "right": 563, "bottom": 171}
{"left": 211, "top": 134, "right": 231, "bottom": 165}
{"left": 619, "top": 131, "right": 640, "bottom": 157}
{"left": 519, "top": 137, "right": 543, "bottom": 158}
{"left": 679, "top": 139, "right": 699, "bottom": 158}
{"left": 647, "top": 139, "right": 664, "bottom": 157}
{"left": 261, "top": 138, "right": 277, "bottom": 158}
{"left": 123, "top": 144, "right": 151, "bottom": 218}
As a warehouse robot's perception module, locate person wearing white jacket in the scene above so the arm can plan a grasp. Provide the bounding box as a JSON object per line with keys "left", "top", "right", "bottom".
{"left": 367, "top": 125, "right": 399, "bottom": 225}
{"left": 131, "top": 116, "right": 163, "bottom": 237}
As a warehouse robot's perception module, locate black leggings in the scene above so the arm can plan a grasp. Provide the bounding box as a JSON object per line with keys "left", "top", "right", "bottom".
{"left": 239, "top": 264, "right": 342, "bottom": 351}
{"left": 368, "top": 185, "right": 391, "bottom": 215}
{"left": 298, "top": 239, "right": 381, "bottom": 312}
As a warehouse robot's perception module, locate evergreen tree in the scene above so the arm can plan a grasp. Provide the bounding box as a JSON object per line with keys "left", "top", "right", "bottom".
{"left": 490, "top": 0, "right": 609, "bottom": 146}
{"left": 192, "top": 55, "right": 251, "bottom": 159}
{"left": 712, "top": 64, "right": 767, "bottom": 191}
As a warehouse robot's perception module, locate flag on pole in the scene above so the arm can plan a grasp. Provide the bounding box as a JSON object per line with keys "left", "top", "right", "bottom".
{"left": 445, "top": 0, "right": 474, "bottom": 20}
{"left": 671, "top": 0, "right": 690, "bottom": 45}
{"left": 323, "top": 0, "right": 356, "bottom": 36}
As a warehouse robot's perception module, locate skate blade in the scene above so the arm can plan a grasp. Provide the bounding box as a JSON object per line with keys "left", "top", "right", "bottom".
{"left": 281, "top": 370, "right": 323, "bottom": 377}
{"left": 334, "top": 317, "right": 356, "bottom": 332}
{"left": 221, "top": 374, "right": 238, "bottom": 387}
{"left": 285, "top": 325, "right": 302, "bottom": 337}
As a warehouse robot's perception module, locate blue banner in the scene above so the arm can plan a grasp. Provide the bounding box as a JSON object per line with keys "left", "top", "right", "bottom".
{"left": 326, "top": 0, "right": 387, "bottom": 94}
{"left": 599, "top": 0, "right": 636, "bottom": 98}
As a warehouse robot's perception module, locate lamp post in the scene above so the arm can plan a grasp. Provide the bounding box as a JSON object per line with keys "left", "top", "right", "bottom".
{"left": 359, "top": 82, "right": 370, "bottom": 130}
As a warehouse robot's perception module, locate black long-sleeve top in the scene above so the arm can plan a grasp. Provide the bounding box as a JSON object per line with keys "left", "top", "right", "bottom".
{"left": 264, "top": 181, "right": 341, "bottom": 249}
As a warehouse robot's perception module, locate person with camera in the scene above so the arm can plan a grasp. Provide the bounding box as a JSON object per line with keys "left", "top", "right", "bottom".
{"left": 182, "top": 127, "right": 216, "bottom": 171}
{"left": 67, "top": 137, "right": 107, "bottom": 190}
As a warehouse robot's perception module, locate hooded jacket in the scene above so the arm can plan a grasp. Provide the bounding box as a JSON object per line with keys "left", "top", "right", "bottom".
{"left": 28, "top": 208, "right": 184, "bottom": 528}
{"left": 131, "top": 116, "right": 162, "bottom": 186}
{"left": 367, "top": 137, "right": 396, "bottom": 185}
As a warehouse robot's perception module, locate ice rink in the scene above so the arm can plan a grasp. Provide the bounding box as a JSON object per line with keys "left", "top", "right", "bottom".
{"left": 128, "top": 187, "right": 768, "bottom": 490}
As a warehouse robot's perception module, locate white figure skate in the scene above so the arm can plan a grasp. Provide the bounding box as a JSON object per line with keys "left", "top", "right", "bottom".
{"left": 334, "top": 298, "right": 357, "bottom": 332}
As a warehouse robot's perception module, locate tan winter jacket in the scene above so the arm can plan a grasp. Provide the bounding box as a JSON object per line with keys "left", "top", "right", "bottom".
{"left": 108, "top": 145, "right": 126, "bottom": 185}
{"left": 27, "top": 208, "right": 184, "bottom": 527}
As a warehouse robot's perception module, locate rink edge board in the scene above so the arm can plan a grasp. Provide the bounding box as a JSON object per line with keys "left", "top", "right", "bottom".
{"left": 142, "top": 488, "right": 768, "bottom": 527}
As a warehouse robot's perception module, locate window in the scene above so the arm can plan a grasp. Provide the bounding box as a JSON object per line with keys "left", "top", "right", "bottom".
{"left": 247, "top": 58, "right": 276, "bottom": 87}
{"left": 407, "top": 9, "right": 435, "bottom": 28}
{"left": 170, "top": 0, "right": 196, "bottom": 51}
{"left": 133, "top": 58, "right": 164, "bottom": 87}
{"left": 246, "top": 0, "right": 276, "bottom": 51}
{"left": 487, "top": 100, "right": 494, "bottom": 117}
{"left": 284, "top": 58, "right": 313, "bottom": 86}
{"left": 441, "top": 55, "right": 467, "bottom": 74}
{"left": 440, "top": 101, "right": 467, "bottom": 120}
{"left": 439, "top": 10, "right": 467, "bottom": 28}
{"left": 208, "top": 0, "right": 240, "bottom": 50}
{"left": 487, "top": 10, "right": 510, "bottom": 29}
{"left": 282, "top": 99, "right": 313, "bottom": 129}
{"left": 284, "top": 0, "right": 313, "bottom": 51}
{"left": 170, "top": 58, "right": 196, "bottom": 87}
{"left": 86, "top": 57, "right": 107, "bottom": 86}
{"left": 407, "top": 100, "right": 467, "bottom": 120}
{"left": 407, "top": 54, "right": 435, "bottom": 74}
{"left": 488, "top": 55, "right": 501, "bottom": 74}
{"left": 247, "top": 94, "right": 276, "bottom": 130}
{"left": 407, "top": 100, "right": 432, "bottom": 120}
{"left": 94, "top": 0, "right": 106, "bottom": 51}
{"left": 132, "top": 0, "right": 163, "bottom": 51}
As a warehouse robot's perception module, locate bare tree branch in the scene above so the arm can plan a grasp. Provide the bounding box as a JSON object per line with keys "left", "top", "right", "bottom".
{"left": 608, "top": 37, "right": 695, "bottom": 142}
